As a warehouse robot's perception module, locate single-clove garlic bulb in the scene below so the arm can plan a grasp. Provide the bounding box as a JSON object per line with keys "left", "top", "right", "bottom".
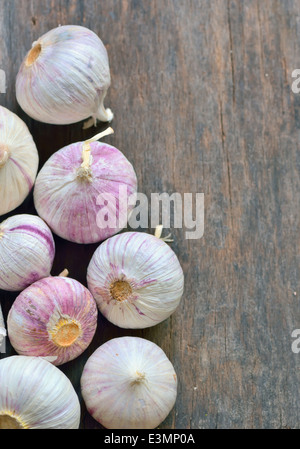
{"left": 33, "top": 128, "right": 137, "bottom": 244}
{"left": 81, "top": 337, "right": 177, "bottom": 429}
{"left": 7, "top": 273, "right": 98, "bottom": 366}
{"left": 87, "top": 230, "right": 184, "bottom": 329}
{"left": 0, "top": 356, "right": 80, "bottom": 429}
{"left": 16, "top": 25, "right": 113, "bottom": 127}
{"left": 0, "top": 106, "right": 39, "bottom": 216}
{"left": 0, "top": 214, "right": 55, "bottom": 291}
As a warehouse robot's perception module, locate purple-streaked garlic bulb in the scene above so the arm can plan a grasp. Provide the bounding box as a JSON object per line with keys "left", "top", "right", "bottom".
{"left": 16, "top": 25, "right": 113, "bottom": 127}
{"left": 0, "top": 356, "right": 80, "bottom": 429}
{"left": 7, "top": 274, "right": 98, "bottom": 366}
{"left": 0, "top": 106, "right": 39, "bottom": 216}
{"left": 33, "top": 129, "right": 137, "bottom": 244}
{"left": 87, "top": 231, "right": 184, "bottom": 329}
{"left": 81, "top": 337, "right": 178, "bottom": 429}
{"left": 0, "top": 214, "right": 55, "bottom": 292}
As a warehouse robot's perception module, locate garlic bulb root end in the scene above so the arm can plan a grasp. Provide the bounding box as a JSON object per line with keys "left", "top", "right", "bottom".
{"left": 0, "top": 144, "right": 10, "bottom": 168}
{"left": 110, "top": 280, "right": 133, "bottom": 302}
{"left": 25, "top": 42, "right": 42, "bottom": 67}
{"left": 0, "top": 412, "right": 27, "bottom": 429}
{"left": 50, "top": 317, "right": 82, "bottom": 348}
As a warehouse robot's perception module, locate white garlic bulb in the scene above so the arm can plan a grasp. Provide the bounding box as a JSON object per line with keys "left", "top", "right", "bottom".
{"left": 87, "top": 231, "right": 184, "bottom": 329}
{"left": 33, "top": 129, "right": 137, "bottom": 244}
{"left": 16, "top": 25, "right": 113, "bottom": 127}
{"left": 0, "top": 106, "right": 39, "bottom": 216}
{"left": 0, "top": 356, "right": 80, "bottom": 429}
{"left": 0, "top": 214, "right": 55, "bottom": 291}
{"left": 81, "top": 337, "right": 177, "bottom": 429}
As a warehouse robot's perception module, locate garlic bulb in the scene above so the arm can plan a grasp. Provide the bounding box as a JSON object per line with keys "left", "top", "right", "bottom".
{"left": 81, "top": 337, "right": 177, "bottom": 429}
{"left": 0, "top": 106, "right": 39, "bottom": 216}
{"left": 33, "top": 129, "right": 137, "bottom": 244}
{"left": 0, "top": 214, "right": 55, "bottom": 291}
{"left": 87, "top": 231, "right": 184, "bottom": 329}
{"left": 0, "top": 356, "right": 80, "bottom": 429}
{"left": 7, "top": 274, "right": 98, "bottom": 366}
{"left": 16, "top": 25, "right": 113, "bottom": 127}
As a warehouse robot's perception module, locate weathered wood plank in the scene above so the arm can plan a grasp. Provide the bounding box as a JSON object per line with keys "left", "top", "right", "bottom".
{"left": 0, "top": 0, "right": 299, "bottom": 429}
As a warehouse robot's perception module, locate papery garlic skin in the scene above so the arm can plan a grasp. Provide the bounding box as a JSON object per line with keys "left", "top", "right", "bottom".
{"left": 87, "top": 232, "right": 184, "bottom": 329}
{"left": 34, "top": 141, "right": 137, "bottom": 244}
{"left": 0, "top": 303, "right": 6, "bottom": 348}
{"left": 0, "top": 214, "right": 55, "bottom": 292}
{"left": 81, "top": 337, "right": 177, "bottom": 429}
{"left": 16, "top": 25, "right": 113, "bottom": 126}
{"left": 0, "top": 106, "right": 39, "bottom": 216}
{"left": 7, "top": 276, "right": 98, "bottom": 366}
{"left": 0, "top": 356, "right": 80, "bottom": 429}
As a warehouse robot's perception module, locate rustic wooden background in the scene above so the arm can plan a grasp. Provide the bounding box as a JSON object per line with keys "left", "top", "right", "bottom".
{"left": 0, "top": 0, "right": 299, "bottom": 429}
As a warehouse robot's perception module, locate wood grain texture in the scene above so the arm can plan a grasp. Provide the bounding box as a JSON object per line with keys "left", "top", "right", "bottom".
{"left": 0, "top": 0, "right": 299, "bottom": 429}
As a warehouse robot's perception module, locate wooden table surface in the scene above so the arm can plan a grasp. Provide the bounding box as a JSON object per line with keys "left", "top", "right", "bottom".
{"left": 0, "top": 0, "right": 299, "bottom": 429}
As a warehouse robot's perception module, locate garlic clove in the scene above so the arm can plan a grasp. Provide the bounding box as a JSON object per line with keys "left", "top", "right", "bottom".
{"left": 7, "top": 275, "right": 98, "bottom": 366}
{"left": 0, "top": 106, "right": 39, "bottom": 216}
{"left": 87, "top": 231, "right": 184, "bottom": 329}
{"left": 0, "top": 214, "right": 55, "bottom": 292}
{"left": 81, "top": 337, "right": 177, "bottom": 429}
{"left": 16, "top": 25, "right": 112, "bottom": 126}
{"left": 0, "top": 356, "right": 80, "bottom": 428}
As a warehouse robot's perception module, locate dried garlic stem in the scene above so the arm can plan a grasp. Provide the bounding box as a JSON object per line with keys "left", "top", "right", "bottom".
{"left": 154, "top": 225, "right": 163, "bottom": 239}
{"left": 83, "top": 127, "right": 114, "bottom": 151}
{"left": 77, "top": 127, "right": 114, "bottom": 180}
{"left": 59, "top": 269, "right": 69, "bottom": 277}
{"left": 80, "top": 142, "right": 92, "bottom": 171}
{"left": 154, "top": 225, "right": 174, "bottom": 243}
{"left": 131, "top": 370, "right": 147, "bottom": 386}
{"left": 82, "top": 94, "right": 114, "bottom": 129}
{"left": 95, "top": 105, "right": 114, "bottom": 124}
{"left": 83, "top": 108, "right": 114, "bottom": 129}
